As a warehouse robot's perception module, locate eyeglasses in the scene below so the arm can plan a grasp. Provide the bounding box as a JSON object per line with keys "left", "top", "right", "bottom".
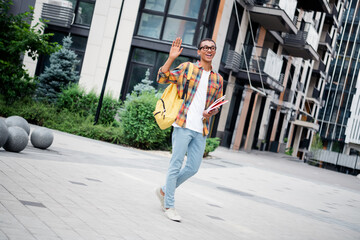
{"left": 199, "top": 45, "right": 216, "bottom": 52}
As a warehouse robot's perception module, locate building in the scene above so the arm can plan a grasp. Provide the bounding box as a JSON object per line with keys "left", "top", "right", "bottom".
{"left": 319, "top": 0, "right": 360, "bottom": 155}
{"left": 12, "top": 0, "right": 345, "bottom": 158}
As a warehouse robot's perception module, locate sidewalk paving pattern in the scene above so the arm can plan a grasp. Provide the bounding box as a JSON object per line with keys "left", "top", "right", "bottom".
{"left": 0, "top": 127, "right": 360, "bottom": 239}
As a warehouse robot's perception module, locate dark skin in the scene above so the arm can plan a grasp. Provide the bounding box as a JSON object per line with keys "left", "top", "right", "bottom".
{"left": 161, "top": 37, "right": 219, "bottom": 119}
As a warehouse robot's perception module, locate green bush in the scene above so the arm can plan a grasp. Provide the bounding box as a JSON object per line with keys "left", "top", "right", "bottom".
{"left": 57, "top": 84, "right": 121, "bottom": 125}
{"left": 119, "top": 92, "right": 171, "bottom": 150}
{"left": 57, "top": 84, "right": 98, "bottom": 116}
{"left": 0, "top": 95, "right": 122, "bottom": 144}
{"left": 204, "top": 137, "right": 220, "bottom": 157}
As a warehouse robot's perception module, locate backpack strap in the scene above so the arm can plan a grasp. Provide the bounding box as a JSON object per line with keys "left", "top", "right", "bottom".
{"left": 181, "top": 62, "right": 193, "bottom": 99}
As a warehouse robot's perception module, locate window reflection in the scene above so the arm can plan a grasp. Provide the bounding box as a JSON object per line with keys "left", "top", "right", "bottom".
{"left": 138, "top": 13, "right": 164, "bottom": 38}
{"left": 162, "top": 18, "right": 196, "bottom": 44}
{"left": 144, "top": 0, "right": 166, "bottom": 11}
{"left": 75, "top": 2, "right": 95, "bottom": 26}
{"left": 168, "top": 0, "right": 202, "bottom": 19}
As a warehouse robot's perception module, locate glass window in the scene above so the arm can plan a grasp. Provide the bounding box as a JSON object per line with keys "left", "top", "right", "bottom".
{"left": 168, "top": 0, "right": 202, "bottom": 19}
{"left": 75, "top": 1, "right": 95, "bottom": 26}
{"left": 162, "top": 18, "right": 197, "bottom": 44}
{"left": 138, "top": 13, "right": 164, "bottom": 38}
{"left": 128, "top": 65, "right": 154, "bottom": 94}
{"left": 136, "top": 0, "right": 218, "bottom": 46}
{"left": 144, "top": 0, "right": 166, "bottom": 11}
{"left": 133, "top": 48, "right": 157, "bottom": 64}
{"left": 123, "top": 48, "right": 192, "bottom": 98}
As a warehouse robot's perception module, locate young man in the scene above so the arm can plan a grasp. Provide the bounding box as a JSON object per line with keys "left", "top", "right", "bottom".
{"left": 156, "top": 37, "right": 223, "bottom": 222}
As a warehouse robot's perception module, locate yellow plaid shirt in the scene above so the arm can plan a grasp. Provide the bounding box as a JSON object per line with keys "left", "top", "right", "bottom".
{"left": 157, "top": 61, "right": 223, "bottom": 136}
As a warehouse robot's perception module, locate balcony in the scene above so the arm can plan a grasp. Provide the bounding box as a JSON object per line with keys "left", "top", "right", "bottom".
{"left": 306, "top": 87, "right": 321, "bottom": 103}
{"left": 325, "top": 4, "right": 339, "bottom": 27}
{"left": 41, "top": 0, "right": 74, "bottom": 28}
{"left": 225, "top": 46, "right": 284, "bottom": 93}
{"left": 249, "top": 0, "right": 298, "bottom": 33}
{"left": 282, "top": 23, "right": 320, "bottom": 61}
{"left": 297, "top": 0, "right": 331, "bottom": 14}
{"left": 318, "top": 32, "right": 333, "bottom": 52}
{"left": 293, "top": 113, "right": 319, "bottom": 130}
{"left": 283, "top": 88, "right": 294, "bottom": 102}
{"left": 312, "top": 59, "right": 326, "bottom": 78}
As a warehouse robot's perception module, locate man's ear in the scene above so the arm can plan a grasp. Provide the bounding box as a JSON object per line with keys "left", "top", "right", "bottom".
{"left": 197, "top": 49, "right": 201, "bottom": 56}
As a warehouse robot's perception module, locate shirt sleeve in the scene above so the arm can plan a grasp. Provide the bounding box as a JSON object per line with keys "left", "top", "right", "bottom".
{"left": 156, "top": 62, "right": 187, "bottom": 84}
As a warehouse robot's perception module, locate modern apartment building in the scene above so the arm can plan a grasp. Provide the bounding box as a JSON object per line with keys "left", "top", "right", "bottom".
{"left": 319, "top": 0, "right": 360, "bottom": 155}
{"left": 12, "top": 0, "right": 345, "bottom": 158}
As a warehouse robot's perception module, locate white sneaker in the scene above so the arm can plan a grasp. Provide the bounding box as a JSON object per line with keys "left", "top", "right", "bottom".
{"left": 164, "top": 208, "right": 181, "bottom": 222}
{"left": 155, "top": 187, "right": 165, "bottom": 211}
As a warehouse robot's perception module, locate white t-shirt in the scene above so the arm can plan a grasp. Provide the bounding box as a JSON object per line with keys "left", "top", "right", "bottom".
{"left": 173, "top": 70, "right": 210, "bottom": 133}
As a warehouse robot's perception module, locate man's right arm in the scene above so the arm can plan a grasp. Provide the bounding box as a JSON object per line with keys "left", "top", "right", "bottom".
{"left": 157, "top": 37, "right": 184, "bottom": 84}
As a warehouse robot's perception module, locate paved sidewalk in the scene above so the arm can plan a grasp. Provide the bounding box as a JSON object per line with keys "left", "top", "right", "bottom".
{"left": 0, "top": 127, "right": 360, "bottom": 240}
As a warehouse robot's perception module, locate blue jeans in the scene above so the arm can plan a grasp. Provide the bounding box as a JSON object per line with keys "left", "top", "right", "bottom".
{"left": 162, "top": 127, "right": 207, "bottom": 208}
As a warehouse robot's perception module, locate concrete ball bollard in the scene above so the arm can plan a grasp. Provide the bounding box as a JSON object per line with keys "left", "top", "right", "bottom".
{"left": 3, "top": 126, "right": 29, "bottom": 153}
{"left": 30, "top": 127, "right": 54, "bottom": 149}
{"left": 0, "top": 119, "right": 9, "bottom": 148}
{"left": 5, "top": 116, "right": 30, "bottom": 135}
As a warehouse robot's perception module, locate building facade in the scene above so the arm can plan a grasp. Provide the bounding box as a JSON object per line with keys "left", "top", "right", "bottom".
{"left": 14, "top": 0, "right": 345, "bottom": 158}
{"left": 319, "top": 0, "right": 360, "bottom": 155}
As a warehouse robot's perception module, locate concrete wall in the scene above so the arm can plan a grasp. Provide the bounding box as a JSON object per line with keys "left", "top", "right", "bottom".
{"left": 79, "top": 0, "right": 140, "bottom": 100}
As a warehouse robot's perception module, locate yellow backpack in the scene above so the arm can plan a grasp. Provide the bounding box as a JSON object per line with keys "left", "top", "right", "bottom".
{"left": 153, "top": 63, "right": 193, "bottom": 130}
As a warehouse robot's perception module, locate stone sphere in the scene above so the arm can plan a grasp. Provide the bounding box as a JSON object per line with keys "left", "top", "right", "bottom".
{"left": 0, "top": 119, "right": 9, "bottom": 148}
{"left": 30, "top": 127, "right": 54, "bottom": 149}
{"left": 3, "top": 126, "right": 29, "bottom": 153}
{"left": 5, "top": 116, "right": 30, "bottom": 135}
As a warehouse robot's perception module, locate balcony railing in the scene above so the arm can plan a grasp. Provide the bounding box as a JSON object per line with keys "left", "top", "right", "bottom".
{"left": 296, "top": 0, "right": 331, "bottom": 14}
{"left": 41, "top": 1, "right": 74, "bottom": 28}
{"left": 283, "top": 88, "right": 294, "bottom": 102}
{"left": 296, "top": 82, "right": 304, "bottom": 92}
{"left": 313, "top": 59, "right": 326, "bottom": 73}
{"left": 312, "top": 88, "right": 320, "bottom": 100}
{"left": 240, "top": 45, "right": 283, "bottom": 82}
{"left": 250, "top": 0, "right": 298, "bottom": 33}
{"left": 283, "top": 23, "right": 320, "bottom": 60}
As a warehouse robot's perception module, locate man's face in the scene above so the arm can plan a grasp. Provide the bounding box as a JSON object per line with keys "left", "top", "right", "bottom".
{"left": 197, "top": 40, "right": 216, "bottom": 63}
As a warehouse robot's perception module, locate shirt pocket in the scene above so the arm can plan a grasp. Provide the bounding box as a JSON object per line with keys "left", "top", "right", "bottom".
{"left": 209, "top": 82, "right": 219, "bottom": 96}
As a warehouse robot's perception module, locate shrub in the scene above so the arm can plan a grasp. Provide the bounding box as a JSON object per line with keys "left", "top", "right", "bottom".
{"left": 57, "top": 84, "right": 121, "bottom": 125}
{"left": 119, "top": 92, "right": 171, "bottom": 150}
{"left": 0, "top": 95, "right": 122, "bottom": 144}
{"left": 204, "top": 137, "right": 220, "bottom": 157}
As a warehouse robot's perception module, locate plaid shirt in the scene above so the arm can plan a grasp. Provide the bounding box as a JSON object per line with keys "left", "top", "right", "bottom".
{"left": 157, "top": 61, "right": 223, "bottom": 136}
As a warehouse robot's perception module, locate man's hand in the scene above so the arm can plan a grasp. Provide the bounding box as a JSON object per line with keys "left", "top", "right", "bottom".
{"left": 169, "top": 37, "right": 183, "bottom": 60}
{"left": 161, "top": 38, "right": 183, "bottom": 73}
{"left": 203, "top": 108, "right": 219, "bottom": 119}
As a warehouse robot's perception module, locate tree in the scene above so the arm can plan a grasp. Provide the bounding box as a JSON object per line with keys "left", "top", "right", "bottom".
{"left": 0, "top": 0, "right": 59, "bottom": 102}
{"left": 36, "top": 36, "right": 80, "bottom": 103}
{"left": 133, "top": 68, "right": 156, "bottom": 94}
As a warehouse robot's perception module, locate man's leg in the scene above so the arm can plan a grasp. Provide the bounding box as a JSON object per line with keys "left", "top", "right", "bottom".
{"left": 163, "top": 127, "right": 192, "bottom": 209}
{"left": 176, "top": 131, "right": 206, "bottom": 188}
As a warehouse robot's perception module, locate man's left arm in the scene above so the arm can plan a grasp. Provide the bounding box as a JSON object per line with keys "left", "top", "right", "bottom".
{"left": 203, "top": 74, "right": 224, "bottom": 119}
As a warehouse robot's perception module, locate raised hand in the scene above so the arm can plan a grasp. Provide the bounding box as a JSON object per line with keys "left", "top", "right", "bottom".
{"left": 169, "top": 37, "right": 183, "bottom": 60}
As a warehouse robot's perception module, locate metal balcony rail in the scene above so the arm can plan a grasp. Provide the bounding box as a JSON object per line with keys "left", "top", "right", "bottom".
{"left": 312, "top": 88, "right": 320, "bottom": 100}
{"left": 240, "top": 45, "right": 283, "bottom": 82}
{"left": 296, "top": 81, "right": 304, "bottom": 92}
{"left": 41, "top": 3, "right": 73, "bottom": 28}
{"left": 283, "top": 23, "right": 319, "bottom": 51}
{"left": 254, "top": 0, "right": 297, "bottom": 21}
{"left": 283, "top": 88, "right": 294, "bottom": 102}
{"left": 314, "top": 59, "right": 326, "bottom": 72}
{"left": 224, "top": 50, "right": 242, "bottom": 73}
